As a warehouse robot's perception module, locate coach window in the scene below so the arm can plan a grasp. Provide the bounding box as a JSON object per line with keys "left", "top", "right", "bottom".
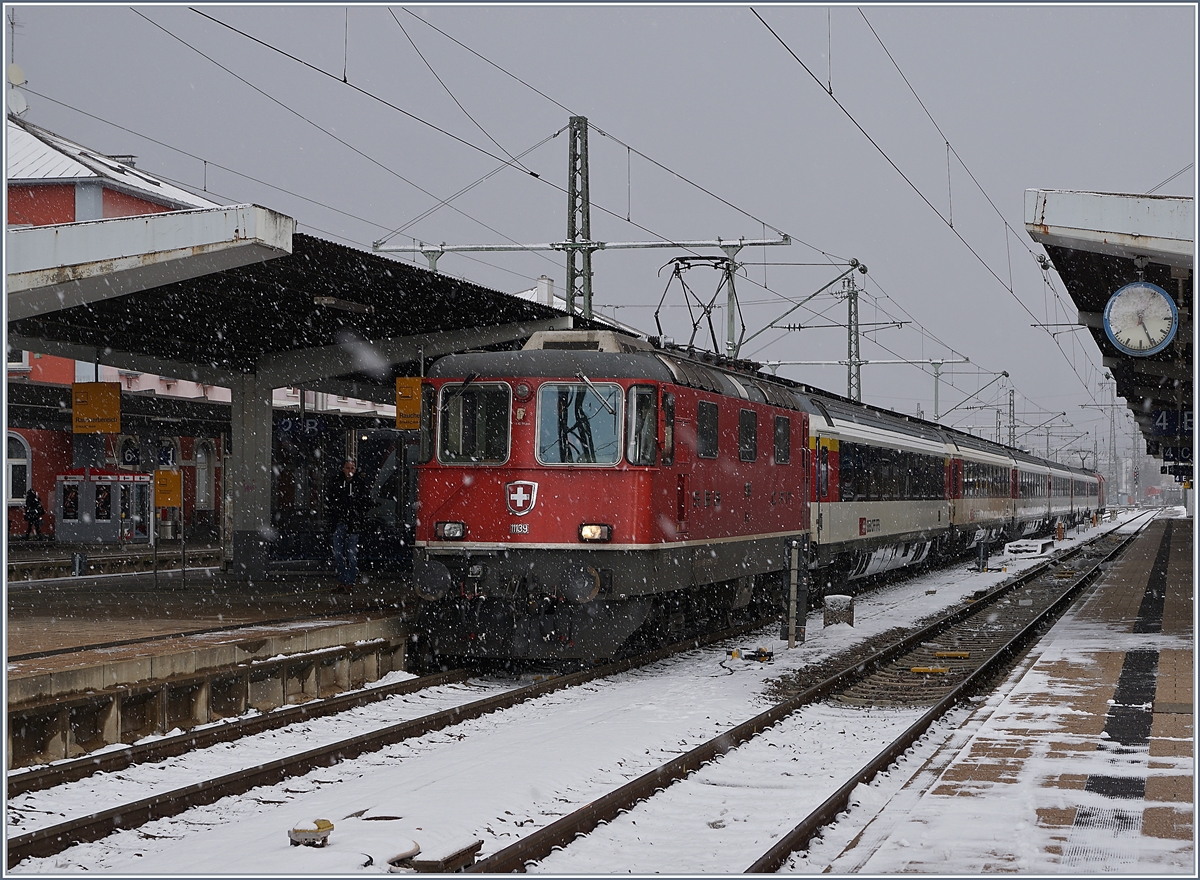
{"left": 697, "top": 400, "right": 719, "bottom": 459}
{"left": 626, "top": 385, "right": 658, "bottom": 466}
{"left": 738, "top": 410, "right": 758, "bottom": 462}
{"left": 773, "top": 416, "right": 790, "bottom": 465}
{"left": 537, "top": 381, "right": 622, "bottom": 465}
{"left": 439, "top": 382, "right": 512, "bottom": 464}
{"left": 660, "top": 392, "right": 676, "bottom": 466}
{"left": 839, "top": 442, "right": 858, "bottom": 501}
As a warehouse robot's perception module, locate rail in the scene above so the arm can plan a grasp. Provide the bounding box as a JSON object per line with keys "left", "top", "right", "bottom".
{"left": 5, "top": 615, "right": 772, "bottom": 869}
{"left": 467, "top": 516, "right": 1152, "bottom": 873}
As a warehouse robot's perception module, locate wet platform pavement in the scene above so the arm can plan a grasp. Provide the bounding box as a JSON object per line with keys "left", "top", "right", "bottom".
{"left": 828, "top": 513, "right": 1194, "bottom": 874}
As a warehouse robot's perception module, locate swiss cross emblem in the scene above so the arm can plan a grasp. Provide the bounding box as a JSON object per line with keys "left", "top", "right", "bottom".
{"left": 506, "top": 481, "right": 539, "bottom": 516}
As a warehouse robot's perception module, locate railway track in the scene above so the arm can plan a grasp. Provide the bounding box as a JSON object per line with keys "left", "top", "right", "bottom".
{"left": 6, "top": 669, "right": 470, "bottom": 798}
{"left": 7, "top": 515, "right": 1147, "bottom": 871}
{"left": 466, "top": 514, "right": 1153, "bottom": 873}
{"left": 5, "top": 616, "right": 771, "bottom": 869}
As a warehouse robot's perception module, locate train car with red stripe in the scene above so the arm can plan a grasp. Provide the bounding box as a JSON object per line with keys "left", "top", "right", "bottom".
{"left": 412, "top": 330, "right": 810, "bottom": 663}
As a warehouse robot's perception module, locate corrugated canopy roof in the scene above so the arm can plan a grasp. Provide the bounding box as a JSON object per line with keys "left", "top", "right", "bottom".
{"left": 8, "top": 233, "right": 603, "bottom": 402}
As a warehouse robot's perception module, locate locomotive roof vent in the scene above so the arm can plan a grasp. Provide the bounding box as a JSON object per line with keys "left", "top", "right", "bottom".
{"left": 523, "top": 329, "right": 653, "bottom": 354}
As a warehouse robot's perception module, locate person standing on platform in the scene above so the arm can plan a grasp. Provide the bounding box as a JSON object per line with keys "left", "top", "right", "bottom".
{"left": 23, "top": 489, "right": 44, "bottom": 540}
{"left": 327, "top": 458, "right": 368, "bottom": 592}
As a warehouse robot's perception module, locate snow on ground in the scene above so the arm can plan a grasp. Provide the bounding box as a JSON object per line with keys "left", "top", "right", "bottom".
{"left": 8, "top": 510, "right": 1153, "bottom": 873}
{"left": 791, "top": 506, "right": 1193, "bottom": 875}
{"left": 531, "top": 701, "right": 928, "bottom": 874}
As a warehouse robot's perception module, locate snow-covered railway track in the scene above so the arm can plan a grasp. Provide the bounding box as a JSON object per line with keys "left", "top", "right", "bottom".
{"left": 6, "top": 669, "right": 471, "bottom": 798}
{"left": 469, "top": 522, "right": 1149, "bottom": 873}
{"left": 5, "top": 616, "right": 771, "bottom": 869}
{"left": 7, "top": 515, "right": 1151, "bottom": 873}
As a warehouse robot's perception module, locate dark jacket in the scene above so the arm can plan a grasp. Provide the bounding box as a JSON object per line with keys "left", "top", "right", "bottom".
{"left": 327, "top": 471, "right": 369, "bottom": 532}
{"left": 23, "top": 490, "right": 43, "bottom": 524}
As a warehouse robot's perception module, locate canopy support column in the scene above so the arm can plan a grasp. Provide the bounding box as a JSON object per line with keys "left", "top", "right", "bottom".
{"left": 229, "top": 372, "right": 275, "bottom": 580}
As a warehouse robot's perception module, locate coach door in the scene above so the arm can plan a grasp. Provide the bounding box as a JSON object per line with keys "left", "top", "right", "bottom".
{"left": 814, "top": 435, "right": 831, "bottom": 541}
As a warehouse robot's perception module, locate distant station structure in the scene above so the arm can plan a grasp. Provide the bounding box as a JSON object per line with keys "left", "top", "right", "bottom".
{"left": 6, "top": 115, "right": 600, "bottom": 578}
{"left": 1025, "top": 188, "right": 1193, "bottom": 503}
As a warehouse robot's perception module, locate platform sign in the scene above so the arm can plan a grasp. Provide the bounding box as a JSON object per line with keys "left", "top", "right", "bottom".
{"left": 1151, "top": 409, "right": 1194, "bottom": 437}
{"left": 1162, "top": 445, "right": 1193, "bottom": 463}
{"left": 71, "top": 382, "right": 121, "bottom": 434}
{"left": 154, "top": 469, "right": 182, "bottom": 507}
{"left": 395, "top": 378, "right": 422, "bottom": 431}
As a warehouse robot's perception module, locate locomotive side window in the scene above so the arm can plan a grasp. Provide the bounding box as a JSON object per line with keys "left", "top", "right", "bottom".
{"left": 536, "top": 382, "right": 622, "bottom": 465}
{"left": 661, "top": 392, "right": 676, "bottom": 467}
{"left": 438, "top": 382, "right": 511, "bottom": 464}
{"left": 774, "top": 416, "right": 790, "bottom": 465}
{"left": 697, "top": 400, "right": 719, "bottom": 459}
{"left": 626, "top": 385, "right": 658, "bottom": 466}
{"left": 738, "top": 410, "right": 758, "bottom": 462}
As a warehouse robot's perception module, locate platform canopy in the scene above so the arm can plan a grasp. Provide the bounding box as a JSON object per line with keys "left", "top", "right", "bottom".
{"left": 1024, "top": 189, "right": 1193, "bottom": 462}
{"left": 8, "top": 231, "right": 581, "bottom": 402}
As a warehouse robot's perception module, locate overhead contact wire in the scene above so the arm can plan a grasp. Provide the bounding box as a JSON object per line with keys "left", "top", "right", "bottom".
{"left": 754, "top": 8, "right": 1101, "bottom": 404}
{"left": 131, "top": 9, "right": 559, "bottom": 266}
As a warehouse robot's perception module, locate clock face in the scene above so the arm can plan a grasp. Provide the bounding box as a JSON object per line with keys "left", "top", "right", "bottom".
{"left": 1103, "top": 281, "right": 1178, "bottom": 357}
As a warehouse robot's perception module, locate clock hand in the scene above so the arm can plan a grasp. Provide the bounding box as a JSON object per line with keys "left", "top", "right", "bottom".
{"left": 1136, "top": 311, "right": 1155, "bottom": 344}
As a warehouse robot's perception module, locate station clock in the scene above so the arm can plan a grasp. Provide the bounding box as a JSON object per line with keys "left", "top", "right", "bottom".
{"left": 1102, "top": 281, "right": 1179, "bottom": 357}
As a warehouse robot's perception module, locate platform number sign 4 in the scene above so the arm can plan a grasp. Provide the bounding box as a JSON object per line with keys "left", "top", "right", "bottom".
{"left": 1151, "top": 410, "right": 1194, "bottom": 437}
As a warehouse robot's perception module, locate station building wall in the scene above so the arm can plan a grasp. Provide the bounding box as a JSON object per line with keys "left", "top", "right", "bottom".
{"left": 7, "top": 428, "right": 73, "bottom": 538}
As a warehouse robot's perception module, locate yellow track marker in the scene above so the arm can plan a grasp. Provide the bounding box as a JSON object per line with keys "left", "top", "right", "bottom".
{"left": 910, "top": 666, "right": 950, "bottom": 674}
{"left": 934, "top": 651, "right": 970, "bottom": 659}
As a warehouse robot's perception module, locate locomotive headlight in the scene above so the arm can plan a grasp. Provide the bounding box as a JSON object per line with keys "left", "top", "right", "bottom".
{"left": 436, "top": 521, "right": 466, "bottom": 539}
{"left": 578, "top": 523, "right": 613, "bottom": 542}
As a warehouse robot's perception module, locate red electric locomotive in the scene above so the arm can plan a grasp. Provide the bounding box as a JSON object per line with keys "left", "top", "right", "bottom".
{"left": 412, "top": 329, "right": 810, "bottom": 663}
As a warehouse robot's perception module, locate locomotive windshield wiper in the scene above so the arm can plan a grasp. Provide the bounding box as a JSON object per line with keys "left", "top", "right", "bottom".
{"left": 575, "top": 371, "right": 615, "bottom": 415}
{"left": 442, "top": 372, "right": 479, "bottom": 402}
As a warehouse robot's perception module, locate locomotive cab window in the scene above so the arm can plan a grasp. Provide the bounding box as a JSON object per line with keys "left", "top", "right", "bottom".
{"left": 626, "top": 385, "right": 658, "bottom": 466}
{"left": 537, "top": 382, "right": 622, "bottom": 465}
{"left": 697, "top": 400, "right": 719, "bottom": 459}
{"left": 438, "top": 382, "right": 511, "bottom": 464}
{"left": 738, "top": 410, "right": 758, "bottom": 462}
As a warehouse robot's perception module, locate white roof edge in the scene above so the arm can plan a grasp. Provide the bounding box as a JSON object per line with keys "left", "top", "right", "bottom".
{"left": 1023, "top": 188, "right": 1194, "bottom": 268}
{"left": 7, "top": 115, "right": 221, "bottom": 211}
{"left": 6, "top": 204, "right": 295, "bottom": 319}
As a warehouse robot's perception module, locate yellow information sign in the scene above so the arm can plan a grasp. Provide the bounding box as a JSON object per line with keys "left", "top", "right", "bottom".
{"left": 155, "top": 469, "right": 183, "bottom": 508}
{"left": 395, "top": 377, "right": 422, "bottom": 431}
{"left": 72, "top": 382, "right": 121, "bottom": 434}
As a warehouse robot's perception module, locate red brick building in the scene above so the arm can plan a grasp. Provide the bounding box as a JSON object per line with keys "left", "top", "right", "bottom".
{"left": 6, "top": 116, "right": 222, "bottom": 540}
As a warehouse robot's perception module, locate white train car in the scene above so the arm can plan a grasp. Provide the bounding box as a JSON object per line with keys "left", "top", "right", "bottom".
{"left": 802, "top": 393, "right": 950, "bottom": 584}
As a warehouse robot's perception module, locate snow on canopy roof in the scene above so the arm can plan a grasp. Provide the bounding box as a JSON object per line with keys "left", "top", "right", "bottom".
{"left": 6, "top": 115, "right": 220, "bottom": 211}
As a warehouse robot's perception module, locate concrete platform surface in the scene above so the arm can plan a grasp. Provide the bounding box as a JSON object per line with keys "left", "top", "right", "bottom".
{"left": 822, "top": 513, "right": 1194, "bottom": 874}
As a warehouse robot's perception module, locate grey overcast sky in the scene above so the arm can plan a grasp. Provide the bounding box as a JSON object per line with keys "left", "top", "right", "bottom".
{"left": 5, "top": 3, "right": 1196, "bottom": 459}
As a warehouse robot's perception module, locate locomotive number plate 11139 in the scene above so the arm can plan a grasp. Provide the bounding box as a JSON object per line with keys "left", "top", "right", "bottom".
{"left": 510, "top": 523, "right": 530, "bottom": 534}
